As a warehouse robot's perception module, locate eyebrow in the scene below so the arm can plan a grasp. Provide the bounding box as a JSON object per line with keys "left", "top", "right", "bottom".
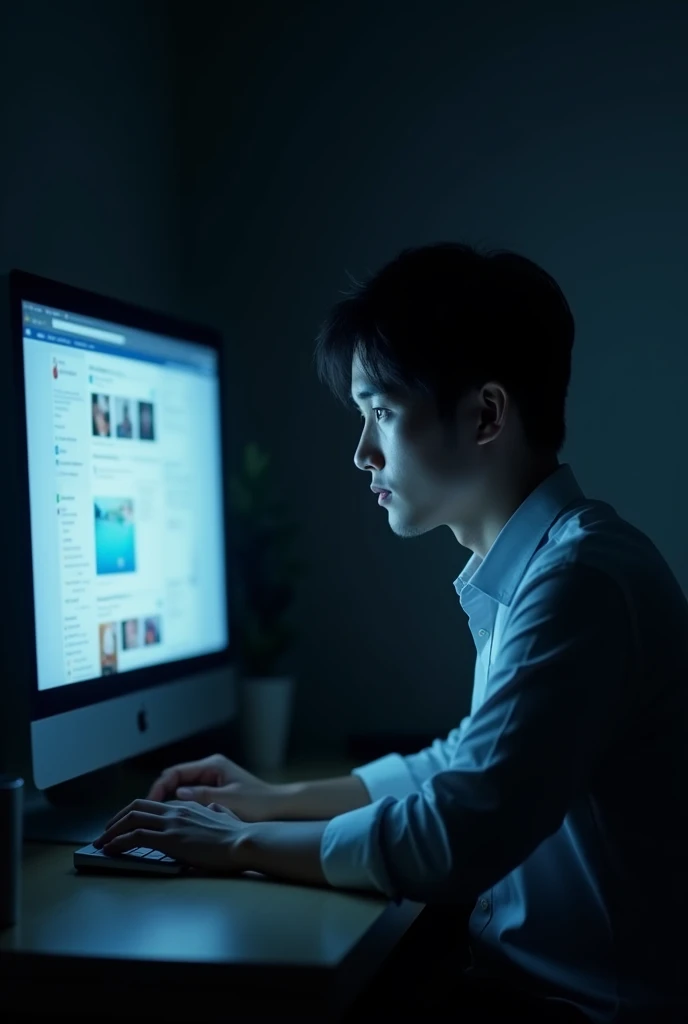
{"left": 351, "top": 388, "right": 379, "bottom": 404}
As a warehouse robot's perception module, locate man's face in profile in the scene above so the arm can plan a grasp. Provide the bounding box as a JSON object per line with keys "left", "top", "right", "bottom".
{"left": 350, "top": 352, "right": 482, "bottom": 538}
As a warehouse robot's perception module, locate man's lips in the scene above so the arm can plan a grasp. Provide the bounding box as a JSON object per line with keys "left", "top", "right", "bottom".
{"left": 371, "top": 486, "right": 392, "bottom": 504}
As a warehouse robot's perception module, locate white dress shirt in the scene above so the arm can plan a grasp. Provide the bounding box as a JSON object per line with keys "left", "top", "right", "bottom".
{"left": 320, "top": 464, "right": 688, "bottom": 1022}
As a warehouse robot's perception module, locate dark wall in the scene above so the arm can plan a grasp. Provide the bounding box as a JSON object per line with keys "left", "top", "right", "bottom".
{"left": 173, "top": 0, "right": 688, "bottom": 752}
{"left": 0, "top": 1, "right": 182, "bottom": 311}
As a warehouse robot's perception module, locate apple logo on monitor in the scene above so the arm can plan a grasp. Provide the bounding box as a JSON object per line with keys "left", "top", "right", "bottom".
{"left": 137, "top": 707, "right": 148, "bottom": 733}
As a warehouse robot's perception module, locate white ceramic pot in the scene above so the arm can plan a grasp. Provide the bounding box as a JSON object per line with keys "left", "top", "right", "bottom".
{"left": 240, "top": 676, "right": 294, "bottom": 774}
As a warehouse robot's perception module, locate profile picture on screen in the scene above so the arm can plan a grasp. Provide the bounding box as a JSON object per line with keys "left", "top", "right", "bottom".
{"left": 115, "top": 398, "right": 134, "bottom": 439}
{"left": 91, "top": 393, "right": 111, "bottom": 437}
{"left": 138, "top": 401, "right": 155, "bottom": 441}
{"left": 144, "top": 616, "right": 161, "bottom": 645}
{"left": 121, "top": 618, "right": 140, "bottom": 650}
{"left": 99, "top": 622, "right": 118, "bottom": 675}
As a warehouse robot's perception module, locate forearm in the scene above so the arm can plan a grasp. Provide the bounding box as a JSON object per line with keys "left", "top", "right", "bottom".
{"left": 275, "top": 775, "right": 371, "bottom": 820}
{"left": 234, "top": 820, "right": 330, "bottom": 887}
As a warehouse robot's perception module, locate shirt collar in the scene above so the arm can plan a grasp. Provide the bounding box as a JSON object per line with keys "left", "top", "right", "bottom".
{"left": 453, "top": 463, "right": 584, "bottom": 607}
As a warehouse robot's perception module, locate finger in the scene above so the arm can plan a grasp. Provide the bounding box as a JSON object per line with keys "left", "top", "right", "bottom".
{"left": 96, "top": 809, "right": 165, "bottom": 848}
{"left": 102, "top": 828, "right": 174, "bottom": 858}
{"left": 175, "top": 785, "right": 216, "bottom": 804}
{"left": 147, "top": 774, "right": 177, "bottom": 801}
{"left": 148, "top": 763, "right": 222, "bottom": 801}
{"left": 207, "top": 803, "right": 241, "bottom": 821}
{"left": 208, "top": 802, "right": 231, "bottom": 814}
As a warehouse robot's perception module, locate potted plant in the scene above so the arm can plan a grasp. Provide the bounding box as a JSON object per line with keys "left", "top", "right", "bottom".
{"left": 228, "top": 441, "right": 304, "bottom": 772}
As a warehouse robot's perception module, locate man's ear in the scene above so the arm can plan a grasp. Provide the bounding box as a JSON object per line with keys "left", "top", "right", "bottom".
{"left": 476, "top": 383, "right": 508, "bottom": 446}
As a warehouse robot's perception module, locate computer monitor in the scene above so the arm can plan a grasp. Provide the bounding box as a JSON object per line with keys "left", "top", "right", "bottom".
{"left": 1, "top": 271, "right": 235, "bottom": 833}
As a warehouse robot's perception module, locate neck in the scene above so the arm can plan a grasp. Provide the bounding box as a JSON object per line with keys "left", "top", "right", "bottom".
{"left": 451, "top": 455, "right": 560, "bottom": 559}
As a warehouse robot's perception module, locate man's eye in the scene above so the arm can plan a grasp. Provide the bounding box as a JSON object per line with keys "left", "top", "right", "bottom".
{"left": 358, "top": 408, "right": 390, "bottom": 424}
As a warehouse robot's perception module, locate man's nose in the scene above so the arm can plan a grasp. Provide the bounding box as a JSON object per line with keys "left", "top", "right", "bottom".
{"left": 353, "top": 434, "right": 384, "bottom": 472}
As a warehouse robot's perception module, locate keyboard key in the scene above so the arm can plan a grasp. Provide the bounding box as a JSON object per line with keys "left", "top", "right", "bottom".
{"left": 143, "top": 850, "right": 165, "bottom": 860}
{"left": 128, "top": 848, "right": 151, "bottom": 857}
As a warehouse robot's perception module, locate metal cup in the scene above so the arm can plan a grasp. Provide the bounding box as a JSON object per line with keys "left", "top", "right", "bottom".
{"left": 0, "top": 775, "right": 23, "bottom": 928}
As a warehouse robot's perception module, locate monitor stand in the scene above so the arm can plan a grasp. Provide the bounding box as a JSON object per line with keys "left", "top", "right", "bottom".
{"left": 23, "top": 763, "right": 148, "bottom": 844}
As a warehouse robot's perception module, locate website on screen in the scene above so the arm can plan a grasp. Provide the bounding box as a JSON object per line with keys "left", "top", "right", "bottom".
{"left": 21, "top": 302, "right": 228, "bottom": 691}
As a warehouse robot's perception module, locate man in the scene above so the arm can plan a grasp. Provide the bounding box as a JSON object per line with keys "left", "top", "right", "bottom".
{"left": 96, "top": 244, "right": 688, "bottom": 1022}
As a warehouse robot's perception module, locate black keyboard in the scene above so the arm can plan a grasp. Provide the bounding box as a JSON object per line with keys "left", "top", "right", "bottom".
{"left": 74, "top": 843, "right": 187, "bottom": 875}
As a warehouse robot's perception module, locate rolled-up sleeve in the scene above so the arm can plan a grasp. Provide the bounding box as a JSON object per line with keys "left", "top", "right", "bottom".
{"left": 403, "top": 717, "right": 471, "bottom": 788}
{"left": 351, "top": 716, "right": 472, "bottom": 803}
{"left": 352, "top": 753, "right": 418, "bottom": 802}
{"left": 321, "top": 564, "right": 634, "bottom": 900}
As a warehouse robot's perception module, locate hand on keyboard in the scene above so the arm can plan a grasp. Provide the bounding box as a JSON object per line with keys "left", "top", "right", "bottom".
{"left": 90, "top": 797, "right": 249, "bottom": 872}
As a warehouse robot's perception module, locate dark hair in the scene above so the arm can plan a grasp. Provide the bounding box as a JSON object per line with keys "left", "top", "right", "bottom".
{"left": 314, "top": 242, "right": 574, "bottom": 453}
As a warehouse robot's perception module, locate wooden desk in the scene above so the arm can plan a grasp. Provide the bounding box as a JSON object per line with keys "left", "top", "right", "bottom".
{"left": 0, "top": 762, "right": 425, "bottom": 1021}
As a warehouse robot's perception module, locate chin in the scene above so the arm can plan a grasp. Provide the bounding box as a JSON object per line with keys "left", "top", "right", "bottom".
{"left": 387, "top": 510, "right": 434, "bottom": 539}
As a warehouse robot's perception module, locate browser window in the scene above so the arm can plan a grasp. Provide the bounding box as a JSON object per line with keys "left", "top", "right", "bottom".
{"left": 22, "top": 301, "right": 228, "bottom": 691}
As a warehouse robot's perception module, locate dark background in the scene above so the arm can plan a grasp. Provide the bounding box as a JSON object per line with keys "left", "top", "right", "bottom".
{"left": 2, "top": 0, "right": 687, "bottom": 758}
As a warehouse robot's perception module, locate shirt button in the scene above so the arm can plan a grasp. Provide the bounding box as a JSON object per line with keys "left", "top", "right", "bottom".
{"left": 478, "top": 629, "right": 490, "bottom": 638}
{"left": 479, "top": 898, "right": 490, "bottom": 911}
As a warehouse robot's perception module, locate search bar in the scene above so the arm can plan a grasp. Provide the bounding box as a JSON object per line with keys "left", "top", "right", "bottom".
{"left": 51, "top": 319, "right": 126, "bottom": 345}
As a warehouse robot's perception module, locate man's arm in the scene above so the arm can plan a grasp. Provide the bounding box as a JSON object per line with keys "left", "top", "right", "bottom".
{"left": 274, "top": 720, "right": 474, "bottom": 821}
{"left": 253, "top": 720, "right": 475, "bottom": 824}
{"left": 234, "top": 820, "right": 330, "bottom": 886}
{"left": 275, "top": 775, "right": 371, "bottom": 820}
{"left": 313, "top": 564, "right": 636, "bottom": 902}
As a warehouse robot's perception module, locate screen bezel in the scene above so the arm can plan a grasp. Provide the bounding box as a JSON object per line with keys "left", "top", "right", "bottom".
{"left": 10, "top": 269, "right": 232, "bottom": 723}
